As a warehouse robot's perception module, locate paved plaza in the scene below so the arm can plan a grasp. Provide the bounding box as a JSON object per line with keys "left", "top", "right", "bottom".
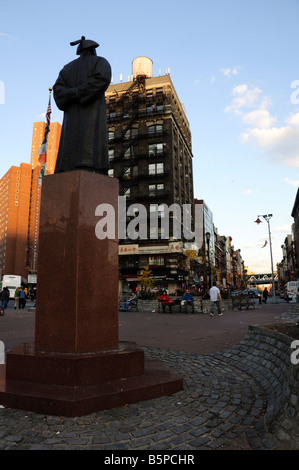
{"left": 0, "top": 299, "right": 298, "bottom": 451}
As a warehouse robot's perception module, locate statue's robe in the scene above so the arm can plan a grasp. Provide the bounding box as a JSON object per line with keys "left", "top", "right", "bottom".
{"left": 53, "top": 54, "right": 111, "bottom": 173}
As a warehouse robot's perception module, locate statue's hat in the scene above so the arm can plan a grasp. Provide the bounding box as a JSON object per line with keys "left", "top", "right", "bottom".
{"left": 70, "top": 36, "right": 99, "bottom": 55}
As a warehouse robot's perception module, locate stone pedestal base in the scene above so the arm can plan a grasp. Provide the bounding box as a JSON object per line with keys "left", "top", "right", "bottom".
{"left": 0, "top": 342, "right": 182, "bottom": 417}
{"left": 0, "top": 171, "right": 183, "bottom": 416}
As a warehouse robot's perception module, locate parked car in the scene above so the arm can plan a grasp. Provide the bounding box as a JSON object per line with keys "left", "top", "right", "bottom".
{"left": 248, "top": 289, "right": 261, "bottom": 299}
{"left": 231, "top": 290, "right": 242, "bottom": 297}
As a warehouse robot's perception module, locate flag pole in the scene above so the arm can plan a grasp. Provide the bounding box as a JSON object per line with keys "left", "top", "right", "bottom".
{"left": 33, "top": 88, "right": 52, "bottom": 270}
{"left": 38, "top": 87, "right": 52, "bottom": 184}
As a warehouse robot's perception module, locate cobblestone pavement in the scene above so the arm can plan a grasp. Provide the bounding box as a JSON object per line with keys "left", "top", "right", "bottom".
{"left": 1, "top": 345, "right": 299, "bottom": 450}
{"left": 0, "top": 301, "right": 298, "bottom": 451}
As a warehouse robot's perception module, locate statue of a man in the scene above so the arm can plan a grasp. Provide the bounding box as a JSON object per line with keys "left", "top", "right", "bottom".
{"left": 53, "top": 37, "right": 112, "bottom": 174}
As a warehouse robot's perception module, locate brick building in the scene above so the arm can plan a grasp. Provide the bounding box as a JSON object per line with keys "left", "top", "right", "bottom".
{"left": 0, "top": 164, "right": 32, "bottom": 277}
{"left": 0, "top": 122, "right": 61, "bottom": 279}
{"left": 105, "top": 57, "right": 195, "bottom": 293}
{"left": 291, "top": 187, "right": 299, "bottom": 279}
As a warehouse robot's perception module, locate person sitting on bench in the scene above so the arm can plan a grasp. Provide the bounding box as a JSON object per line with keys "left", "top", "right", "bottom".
{"left": 182, "top": 290, "right": 194, "bottom": 313}
{"left": 158, "top": 290, "right": 173, "bottom": 313}
{"left": 120, "top": 292, "right": 137, "bottom": 311}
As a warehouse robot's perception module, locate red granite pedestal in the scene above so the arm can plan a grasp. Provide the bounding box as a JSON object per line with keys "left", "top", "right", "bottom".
{"left": 0, "top": 171, "right": 183, "bottom": 416}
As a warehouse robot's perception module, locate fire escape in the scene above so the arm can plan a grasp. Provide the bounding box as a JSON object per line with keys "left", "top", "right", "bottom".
{"left": 114, "top": 77, "right": 146, "bottom": 196}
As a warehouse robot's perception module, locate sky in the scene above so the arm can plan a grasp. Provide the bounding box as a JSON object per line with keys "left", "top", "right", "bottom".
{"left": 0, "top": 0, "right": 298, "bottom": 274}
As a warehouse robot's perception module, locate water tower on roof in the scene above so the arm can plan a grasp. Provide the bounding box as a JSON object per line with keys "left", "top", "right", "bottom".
{"left": 132, "top": 57, "right": 153, "bottom": 80}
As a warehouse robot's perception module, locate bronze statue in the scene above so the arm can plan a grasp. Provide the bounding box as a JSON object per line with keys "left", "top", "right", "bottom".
{"left": 53, "top": 37, "right": 112, "bottom": 174}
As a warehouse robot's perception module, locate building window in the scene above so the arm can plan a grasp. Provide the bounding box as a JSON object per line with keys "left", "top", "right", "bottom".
{"left": 124, "top": 167, "right": 131, "bottom": 178}
{"left": 157, "top": 104, "right": 164, "bottom": 113}
{"left": 124, "top": 147, "right": 132, "bottom": 159}
{"left": 108, "top": 149, "right": 114, "bottom": 161}
{"left": 150, "top": 205, "right": 165, "bottom": 218}
{"left": 131, "top": 165, "right": 138, "bottom": 177}
{"left": 147, "top": 105, "right": 154, "bottom": 115}
{"left": 148, "top": 163, "right": 164, "bottom": 175}
{"left": 124, "top": 127, "right": 138, "bottom": 140}
{"left": 108, "top": 169, "right": 114, "bottom": 177}
{"left": 149, "top": 143, "right": 164, "bottom": 156}
{"left": 149, "top": 183, "right": 164, "bottom": 197}
{"left": 108, "top": 130, "right": 115, "bottom": 141}
{"left": 148, "top": 124, "right": 163, "bottom": 136}
{"left": 149, "top": 256, "right": 165, "bottom": 266}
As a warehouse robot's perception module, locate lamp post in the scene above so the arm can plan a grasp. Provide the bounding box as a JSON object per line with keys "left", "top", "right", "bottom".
{"left": 255, "top": 214, "right": 276, "bottom": 303}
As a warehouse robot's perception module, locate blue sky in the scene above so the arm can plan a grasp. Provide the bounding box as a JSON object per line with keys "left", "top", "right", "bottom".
{"left": 0, "top": 0, "right": 298, "bottom": 274}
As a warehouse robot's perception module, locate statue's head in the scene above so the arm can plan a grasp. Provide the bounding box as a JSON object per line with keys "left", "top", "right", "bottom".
{"left": 70, "top": 36, "right": 99, "bottom": 56}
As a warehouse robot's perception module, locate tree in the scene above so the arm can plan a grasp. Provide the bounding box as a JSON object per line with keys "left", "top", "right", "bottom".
{"left": 137, "top": 266, "right": 155, "bottom": 290}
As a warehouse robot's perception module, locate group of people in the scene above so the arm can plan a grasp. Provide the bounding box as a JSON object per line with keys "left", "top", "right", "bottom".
{"left": 158, "top": 290, "right": 196, "bottom": 314}
{"left": 13, "top": 287, "right": 27, "bottom": 310}
{"left": 158, "top": 283, "right": 223, "bottom": 316}
{"left": 0, "top": 286, "right": 27, "bottom": 315}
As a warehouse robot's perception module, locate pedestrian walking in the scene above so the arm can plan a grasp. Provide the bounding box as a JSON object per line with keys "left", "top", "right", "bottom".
{"left": 209, "top": 282, "right": 222, "bottom": 316}
{"left": 14, "top": 287, "right": 20, "bottom": 310}
{"left": 0, "top": 287, "right": 10, "bottom": 315}
{"left": 19, "top": 288, "right": 26, "bottom": 310}
{"left": 263, "top": 287, "right": 268, "bottom": 304}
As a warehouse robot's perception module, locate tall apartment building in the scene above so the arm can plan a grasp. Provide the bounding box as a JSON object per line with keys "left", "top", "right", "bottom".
{"left": 30, "top": 121, "right": 61, "bottom": 173}
{"left": 106, "top": 57, "right": 195, "bottom": 293}
{"left": 0, "top": 164, "right": 32, "bottom": 277}
{"left": 0, "top": 122, "right": 61, "bottom": 279}
{"left": 27, "top": 122, "right": 61, "bottom": 271}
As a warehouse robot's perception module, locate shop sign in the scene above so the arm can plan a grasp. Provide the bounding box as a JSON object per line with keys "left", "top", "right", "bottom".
{"left": 119, "top": 244, "right": 138, "bottom": 255}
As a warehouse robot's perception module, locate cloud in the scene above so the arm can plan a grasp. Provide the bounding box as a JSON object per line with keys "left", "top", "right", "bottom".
{"left": 222, "top": 67, "right": 240, "bottom": 77}
{"left": 284, "top": 177, "right": 299, "bottom": 187}
{"left": 0, "top": 32, "right": 13, "bottom": 39}
{"left": 225, "top": 83, "right": 299, "bottom": 168}
{"left": 241, "top": 109, "right": 276, "bottom": 129}
{"left": 275, "top": 225, "right": 292, "bottom": 234}
{"left": 240, "top": 116, "right": 299, "bottom": 167}
{"left": 224, "top": 84, "right": 262, "bottom": 115}
{"left": 241, "top": 242, "right": 261, "bottom": 249}
{"left": 243, "top": 189, "right": 252, "bottom": 195}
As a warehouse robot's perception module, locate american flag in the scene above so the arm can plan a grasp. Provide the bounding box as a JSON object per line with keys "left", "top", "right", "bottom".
{"left": 38, "top": 90, "right": 52, "bottom": 165}
{"left": 38, "top": 89, "right": 52, "bottom": 183}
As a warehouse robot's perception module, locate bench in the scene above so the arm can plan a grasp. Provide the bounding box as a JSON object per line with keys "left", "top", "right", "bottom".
{"left": 158, "top": 298, "right": 182, "bottom": 313}
{"left": 119, "top": 296, "right": 138, "bottom": 312}
{"left": 231, "top": 294, "right": 255, "bottom": 310}
{"left": 158, "top": 298, "right": 196, "bottom": 314}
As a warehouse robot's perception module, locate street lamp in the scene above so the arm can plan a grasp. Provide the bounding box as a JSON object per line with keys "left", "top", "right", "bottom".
{"left": 254, "top": 214, "right": 276, "bottom": 303}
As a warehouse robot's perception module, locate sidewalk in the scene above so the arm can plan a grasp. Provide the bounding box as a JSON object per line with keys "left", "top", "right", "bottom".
{"left": 0, "top": 299, "right": 298, "bottom": 451}
{"left": 0, "top": 298, "right": 290, "bottom": 354}
{"left": 119, "top": 299, "right": 290, "bottom": 354}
